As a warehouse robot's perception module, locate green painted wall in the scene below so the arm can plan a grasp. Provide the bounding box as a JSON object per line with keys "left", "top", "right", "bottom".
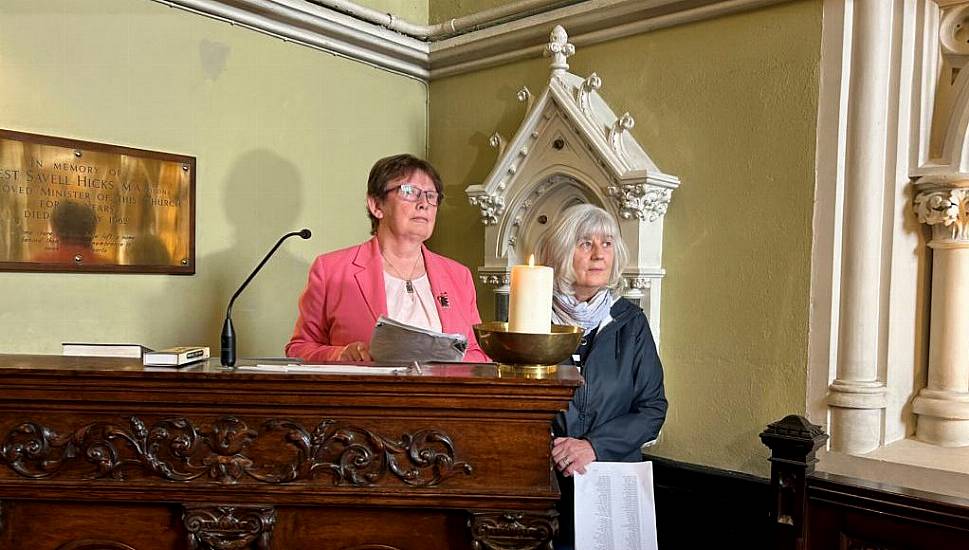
{"left": 355, "top": 0, "right": 428, "bottom": 26}
{"left": 428, "top": 0, "right": 821, "bottom": 475}
{"left": 430, "top": 0, "right": 520, "bottom": 24}
{"left": 0, "top": 0, "right": 427, "bottom": 357}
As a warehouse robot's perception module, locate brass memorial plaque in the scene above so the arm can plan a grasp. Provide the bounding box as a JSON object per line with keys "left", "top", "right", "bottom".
{"left": 0, "top": 130, "right": 195, "bottom": 274}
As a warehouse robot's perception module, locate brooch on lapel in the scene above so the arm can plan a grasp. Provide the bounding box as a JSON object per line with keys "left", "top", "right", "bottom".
{"left": 437, "top": 291, "right": 450, "bottom": 308}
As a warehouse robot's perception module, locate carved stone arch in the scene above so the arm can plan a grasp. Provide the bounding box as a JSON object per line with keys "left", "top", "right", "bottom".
{"left": 498, "top": 168, "right": 608, "bottom": 263}
{"left": 915, "top": 5, "right": 969, "bottom": 180}
{"left": 937, "top": 65, "right": 969, "bottom": 175}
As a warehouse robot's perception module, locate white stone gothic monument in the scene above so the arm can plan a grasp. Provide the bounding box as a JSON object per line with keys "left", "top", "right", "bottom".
{"left": 465, "top": 25, "right": 680, "bottom": 344}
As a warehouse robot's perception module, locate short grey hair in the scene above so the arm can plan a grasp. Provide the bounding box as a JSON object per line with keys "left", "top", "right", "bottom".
{"left": 536, "top": 204, "right": 629, "bottom": 297}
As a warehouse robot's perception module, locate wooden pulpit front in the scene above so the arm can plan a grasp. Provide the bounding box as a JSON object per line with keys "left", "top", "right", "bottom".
{"left": 0, "top": 355, "right": 581, "bottom": 550}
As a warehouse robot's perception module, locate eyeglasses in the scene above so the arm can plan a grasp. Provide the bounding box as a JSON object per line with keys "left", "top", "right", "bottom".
{"left": 385, "top": 183, "right": 443, "bottom": 206}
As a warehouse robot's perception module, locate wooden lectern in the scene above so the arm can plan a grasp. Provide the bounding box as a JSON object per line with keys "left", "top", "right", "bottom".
{"left": 0, "top": 355, "right": 581, "bottom": 550}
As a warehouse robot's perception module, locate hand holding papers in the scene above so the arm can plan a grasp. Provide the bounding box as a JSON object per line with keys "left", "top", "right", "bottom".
{"left": 573, "top": 461, "right": 658, "bottom": 550}
{"left": 369, "top": 315, "right": 467, "bottom": 363}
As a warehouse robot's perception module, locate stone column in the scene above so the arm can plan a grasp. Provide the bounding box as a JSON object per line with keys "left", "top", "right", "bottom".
{"left": 913, "top": 183, "right": 969, "bottom": 446}
{"left": 825, "top": 0, "right": 891, "bottom": 454}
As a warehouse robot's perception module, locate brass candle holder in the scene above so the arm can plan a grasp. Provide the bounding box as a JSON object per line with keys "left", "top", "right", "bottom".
{"left": 473, "top": 321, "right": 583, "bottom": 378}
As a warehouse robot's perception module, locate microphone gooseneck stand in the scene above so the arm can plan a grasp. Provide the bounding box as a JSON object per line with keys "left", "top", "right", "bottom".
{"left": 220, "top": 228, "right": 312, "bottom": 367}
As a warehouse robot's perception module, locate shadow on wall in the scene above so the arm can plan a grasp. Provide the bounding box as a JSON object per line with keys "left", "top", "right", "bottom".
{"left": 203, "top": 150, "right": 311, "bottom": 360}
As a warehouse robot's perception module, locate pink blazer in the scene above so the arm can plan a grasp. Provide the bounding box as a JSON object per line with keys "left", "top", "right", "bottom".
{"left": 286, "top": 237, "right": 488, "bottom": 363}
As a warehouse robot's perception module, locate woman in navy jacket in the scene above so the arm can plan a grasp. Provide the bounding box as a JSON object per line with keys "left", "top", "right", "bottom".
{"left": 536, "top": 204, "right": 668, "bottom": 549}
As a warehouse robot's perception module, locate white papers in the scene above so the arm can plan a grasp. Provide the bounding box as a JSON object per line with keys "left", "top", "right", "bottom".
{"left": 237, "top": 364, "right": 406, "bottom": 375}
{"left": 573, "top": 461, "right": 658, "bottom": 550}
{"left": 369, "top": 315, "right": 467, "bottom": 363}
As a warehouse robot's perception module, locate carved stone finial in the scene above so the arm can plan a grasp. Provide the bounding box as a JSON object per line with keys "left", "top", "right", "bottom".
{"left": 517, "top": 86, "right": 533, "bottom": 111}
{"left": 543, "top": 25, "right": 575, "bottom": 74}
{"left": 575, "top": 73, "right": 602, "bottom": 121}
{"left": 489, "top": 132, "right": 507, "bottom": 157}
{"left": 608, "top": 112, "right": 636, "bottom": 156}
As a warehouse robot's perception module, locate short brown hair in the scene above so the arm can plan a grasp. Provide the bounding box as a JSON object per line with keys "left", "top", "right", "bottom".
{"left": 366, "top": 154, "right": 444, "bottom": 235}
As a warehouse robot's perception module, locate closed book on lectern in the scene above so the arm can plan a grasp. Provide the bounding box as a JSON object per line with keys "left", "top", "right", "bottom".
{"left": 62, "top": 343, "right": 151, "bottom": 358}
{"left": 143, "top": 346, "right": 210, "bottom": 366}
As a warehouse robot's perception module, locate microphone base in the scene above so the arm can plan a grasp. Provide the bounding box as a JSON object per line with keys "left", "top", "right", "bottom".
{"left": 221, "top": 316, "right": 236, "bottom": 367}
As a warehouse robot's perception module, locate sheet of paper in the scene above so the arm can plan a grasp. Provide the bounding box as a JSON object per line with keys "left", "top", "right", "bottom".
{"left": 573, "top": 461, "right": 658, "bottom": 550}
{"left": 237, "top": 364, "right": 406, "bottom": 375}
{"left": 369, "top": 315, "right": 467, "bottom": 363}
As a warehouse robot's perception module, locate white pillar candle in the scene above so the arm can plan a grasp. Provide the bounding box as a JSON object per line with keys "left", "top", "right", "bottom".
{"left": 508, "top": 255, "right": 553, "bottom": 333}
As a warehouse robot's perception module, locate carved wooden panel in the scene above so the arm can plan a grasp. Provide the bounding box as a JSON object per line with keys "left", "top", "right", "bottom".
{"left": 469, "top": 511, "right": 557, "bottom": 550}
{"left": 0, "top": 416, "right": 473, "bottom": 487}
{"left": 0, "top": 355, "right": 578, "bottom": 549}
{"left": 56, "top": 541, "right": 138, "bottom": 550}
{"left": 840, "top": 533, "right": 901, "bottom": 550}
{"left": 0, "top": 500, "right": 180, "bottom": 549}
{"left": 183, "top": 504, "right": 275, "bottom": 550}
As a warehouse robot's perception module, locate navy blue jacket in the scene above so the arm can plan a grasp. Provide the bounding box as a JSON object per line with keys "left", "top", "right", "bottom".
{"left": 552, "top": 298, "right": 667, "bottom": 461}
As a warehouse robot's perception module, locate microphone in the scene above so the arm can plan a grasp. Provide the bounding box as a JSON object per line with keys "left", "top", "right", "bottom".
{"left": 220, "top": 229, "right": 312, "bottom": 367}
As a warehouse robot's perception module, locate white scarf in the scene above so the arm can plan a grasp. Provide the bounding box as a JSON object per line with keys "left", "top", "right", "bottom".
{"left": 552, "top": 289, "right": 616, "bottom": 334}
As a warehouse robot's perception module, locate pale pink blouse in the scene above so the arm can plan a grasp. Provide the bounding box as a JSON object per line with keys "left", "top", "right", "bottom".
{"left": 383, "top": 273, "right": 443, "bottom": 332}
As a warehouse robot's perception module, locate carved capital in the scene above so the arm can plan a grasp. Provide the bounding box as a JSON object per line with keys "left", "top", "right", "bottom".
{"left": 468, "top": 192, "right": 505, "bottom": 225}
{"left": 183, "top": 504, "right": 275, "bottom": 550}
{"left": 607, "top": 183, "right": 672, "bottom": 222}
{"left": 543, "top": 25, "right": 575, "bottom": 73}
{"left": 478, "top": 271, "right": 511, "bottom": 288}
{"left": 624, "top": 275, "right": 652, "bottom": 291}
{"left": 913, "top": 187, "right": 969, "bottom": 243}
{"left": 469, "top": 510, "right": 558, "bottom": 550}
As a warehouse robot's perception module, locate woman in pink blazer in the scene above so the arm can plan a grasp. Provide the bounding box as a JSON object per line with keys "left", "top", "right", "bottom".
{"left": 286, "top": 154, "right": 488, "bottom": 363}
